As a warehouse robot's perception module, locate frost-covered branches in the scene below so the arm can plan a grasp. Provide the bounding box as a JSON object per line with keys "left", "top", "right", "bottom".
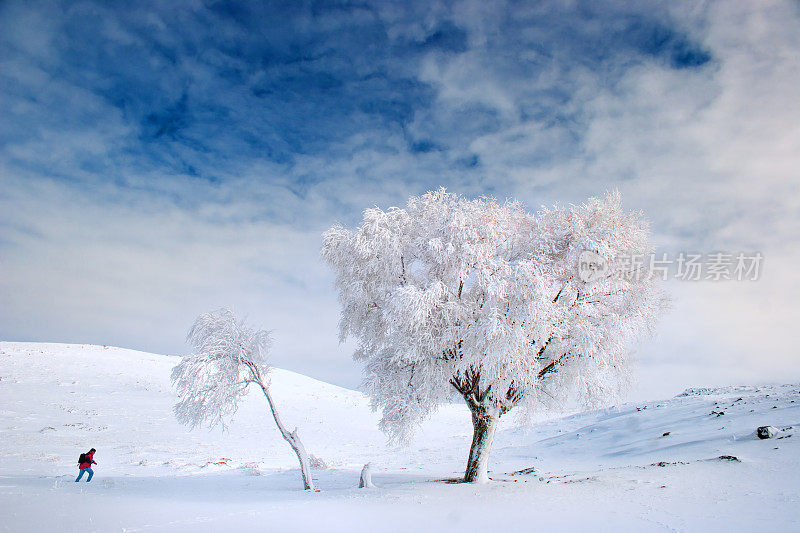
{"left": 172, "top": 308, "right": 271, "bottom": 429}
{"left": 322, "top": 189, "right": 668, "bottom": 482}
{"left": 172, "top": 308, "right": 315, "bottom": 490}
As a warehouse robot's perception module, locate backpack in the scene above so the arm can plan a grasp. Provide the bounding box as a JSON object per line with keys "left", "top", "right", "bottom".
{"left": 78, "top": 453, "right": 86, "bottom": 465}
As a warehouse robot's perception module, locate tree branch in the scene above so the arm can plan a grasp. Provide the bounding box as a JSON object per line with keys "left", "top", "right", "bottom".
{"left": 537, "top": 352, "right": 571, "bottom": 379}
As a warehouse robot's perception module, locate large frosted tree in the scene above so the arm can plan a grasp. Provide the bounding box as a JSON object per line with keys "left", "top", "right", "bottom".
{"left": 322, "top": 189, "right": 667, "bottom": 483}
{"left": 171, "top": 308, "right": 315, "bottom": 490}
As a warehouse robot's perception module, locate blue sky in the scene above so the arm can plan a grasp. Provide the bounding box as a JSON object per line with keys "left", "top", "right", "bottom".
{"left": 1, "top": 0, "right": 799, "bottom": 398}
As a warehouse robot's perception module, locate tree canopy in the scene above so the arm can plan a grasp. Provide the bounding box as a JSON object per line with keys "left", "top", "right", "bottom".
{"left": 323, "top": 189, "right": 667, "bottom": 446}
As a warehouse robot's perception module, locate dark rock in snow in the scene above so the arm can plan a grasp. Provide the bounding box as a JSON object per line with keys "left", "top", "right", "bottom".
{"left": 651, "top": 461, "right": 688, "bottom": 467}
{"left": 757, "top": 426, "right": 779, "bottom": 439}
{"left": 717, "top": 455, "right": 740, "bottom": 462}
{"left": 661, "top": 431, "right": 671, "bottom": 437}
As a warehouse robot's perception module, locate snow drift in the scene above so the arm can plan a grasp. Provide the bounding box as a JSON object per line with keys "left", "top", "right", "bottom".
{"left": 1, "top": 342, "right": 798, "bottom": 532}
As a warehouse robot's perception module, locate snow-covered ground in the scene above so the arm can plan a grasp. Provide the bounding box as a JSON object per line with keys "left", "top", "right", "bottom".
{"left": 1, "top": 342, "right": 798, "bottom": 532}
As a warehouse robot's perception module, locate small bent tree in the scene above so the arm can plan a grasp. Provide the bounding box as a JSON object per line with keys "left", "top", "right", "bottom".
{"left": 322, "top": 189, "right": 667, "bottom": 483}
{"left": 171, "top": 308, "right": 315, "bottom": 490}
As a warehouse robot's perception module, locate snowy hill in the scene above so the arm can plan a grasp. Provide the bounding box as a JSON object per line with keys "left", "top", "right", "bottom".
{"left": 1, "top": 342, "right": 798, "bottom": 531}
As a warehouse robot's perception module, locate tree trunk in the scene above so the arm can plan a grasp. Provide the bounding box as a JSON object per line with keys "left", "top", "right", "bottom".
{"left": 359, "top": 462, "right": 375, "bottom": 488}
{"left": 256, "top": 381, "right": 315, "bottom": 491}
{"left": 464, "top": 404, "right": 498, "bottom": 483}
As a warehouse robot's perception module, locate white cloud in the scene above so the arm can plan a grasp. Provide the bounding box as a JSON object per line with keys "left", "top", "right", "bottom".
{"left": 1, "top": 0, "right": 798, "bottom": 396}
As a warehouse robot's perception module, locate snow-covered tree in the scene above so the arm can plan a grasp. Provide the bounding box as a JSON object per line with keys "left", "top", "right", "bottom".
{"left": 322, "top": 189, "right": 668, "bottom": 483}
{"left": 171, "top": 308, "right": 315, "bottom": 490}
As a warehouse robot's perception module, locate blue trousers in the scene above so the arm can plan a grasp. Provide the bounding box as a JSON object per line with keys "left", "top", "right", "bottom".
{"left": 76, "top": 467, "right": 93, "bottom": 482}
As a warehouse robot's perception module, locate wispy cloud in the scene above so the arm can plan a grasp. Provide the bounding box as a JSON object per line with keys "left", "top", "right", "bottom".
{"left": 1, "top": 0, "right": 798, "bottom": 395}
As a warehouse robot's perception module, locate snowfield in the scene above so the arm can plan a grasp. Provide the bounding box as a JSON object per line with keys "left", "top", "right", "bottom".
{"left": 1, "top": 342, "right": 798, "bottom": 532}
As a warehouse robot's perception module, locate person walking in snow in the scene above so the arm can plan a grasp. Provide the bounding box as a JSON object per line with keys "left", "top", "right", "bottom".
{"left": 76, "top": 448, "right": 97, "bottom": 482}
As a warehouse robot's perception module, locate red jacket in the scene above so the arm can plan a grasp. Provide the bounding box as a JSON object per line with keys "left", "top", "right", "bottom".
{"left": 79, "top": 451, "right": 96, "bottom": 469}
